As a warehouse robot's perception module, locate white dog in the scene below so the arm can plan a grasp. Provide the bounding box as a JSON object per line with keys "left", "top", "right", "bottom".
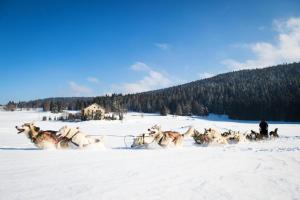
{"left": 203, "top": 128, "right": 228, "bottom": 145}
{"left": 57, "top": 126, "right": 104, "bottom": 149}
{"left": 131, "top": 133, "right": 155, "bottom": 148}
{"left": 222, "top": 130, "right": 248, "bottom": 144}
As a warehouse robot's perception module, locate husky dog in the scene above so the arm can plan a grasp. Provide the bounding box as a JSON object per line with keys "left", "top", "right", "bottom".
{"left": 246, "top": 130, "right": 258, "bottom": 141}
{"left": 269, "top": 128, "right": 279, "bottom": 138}
{"left": 204, "top": 128, "right": 228, "bottom": 144}
{"left": 131, "top": 133, "right": 155, "bottom": 148}
{"left": 247, "top": 128, "right": 278, "bottom": 140}
{"left": 15, "top": 123, "right": 69, "bottom": 149}
{"left": 147, "top": 125, "right": 194, "bottom": 147}
{"left": 232, "top": 131, "right": 247, "bottom": 143}
{"left": 221, "top": 130, "right": 247, "bottom": 144}
{"left": 191, "top": 129, "right": 212, "bottom": 145}
{"left": 192, "top": 128, "right": 228, "bottom": 145}
{"left": 221, "top": 131, "right": 232, "bottom": 137}
{"left": 247, "top": 130, "right": 265, "bottom": 140}
{"left": 57, "top": 126, "right": 104, "bottom": 149}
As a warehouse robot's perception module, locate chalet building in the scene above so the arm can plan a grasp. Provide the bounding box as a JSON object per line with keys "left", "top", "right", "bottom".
{"left": 82, "top": 103, "right": 105, "bottom": 120}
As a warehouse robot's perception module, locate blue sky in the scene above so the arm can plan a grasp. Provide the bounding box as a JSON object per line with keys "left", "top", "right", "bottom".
{"left": 0, "top": 0, "right": 300, "bottom": 104}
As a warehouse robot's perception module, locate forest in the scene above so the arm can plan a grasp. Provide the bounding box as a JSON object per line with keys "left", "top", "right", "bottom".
{"left": 13, "top": 62, "right": 300, "bottom": 121}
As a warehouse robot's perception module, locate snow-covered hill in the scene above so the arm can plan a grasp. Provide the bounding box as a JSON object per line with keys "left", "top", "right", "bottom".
{"left": 0, "top": 110, "right": 300, "bottom": 200}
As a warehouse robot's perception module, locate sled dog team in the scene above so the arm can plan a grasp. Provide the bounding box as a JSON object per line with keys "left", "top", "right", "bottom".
{"left": 132, "top": 125, "right": 278, "bottom": 148}
{"left": 15, "top": 122, "right": 279, "bottom": 150}
{"left": 15, "top": 123, "right": 104, "bottom": 150}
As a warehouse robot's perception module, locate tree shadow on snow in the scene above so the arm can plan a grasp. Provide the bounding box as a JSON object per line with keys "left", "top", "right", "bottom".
{"left": 190, "top": 115, "right": 300, "bottom": 124}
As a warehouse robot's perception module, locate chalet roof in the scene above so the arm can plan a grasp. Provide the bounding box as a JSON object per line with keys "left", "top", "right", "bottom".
{"left": 83, "top": 103, "right": 105, "bottom": 111}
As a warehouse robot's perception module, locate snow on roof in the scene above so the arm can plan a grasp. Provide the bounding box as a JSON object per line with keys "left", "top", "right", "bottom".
{"left": 84, "top": 103, "right": 105, "bottom": 111}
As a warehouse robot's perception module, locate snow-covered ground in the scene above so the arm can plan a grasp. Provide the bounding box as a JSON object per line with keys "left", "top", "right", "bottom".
{"left": 0, "top": 110, "right": 300, "bottom": 200}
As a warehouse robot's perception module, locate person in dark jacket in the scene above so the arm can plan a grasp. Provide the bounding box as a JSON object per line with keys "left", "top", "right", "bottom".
{"left": 259, "top": 119, "right": 268, "bottom": 137}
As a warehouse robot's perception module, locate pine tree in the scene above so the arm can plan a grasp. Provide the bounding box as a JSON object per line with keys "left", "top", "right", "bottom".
{"left": 160, "top": 105, "right": 169, "bottom": 116}
{"left": 43, "top": 101, "right": 50, "bottom": 112}
{"left": 175, "top": 104, "right": 183, "bottom": 116}
{"left": 182, "top": 103, "right": 192, "bottom": 115}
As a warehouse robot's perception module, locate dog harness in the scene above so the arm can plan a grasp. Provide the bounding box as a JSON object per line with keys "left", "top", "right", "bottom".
{"left": 68, "top": 131, "right": 82, "bottom": 147}
{"left": 61, "top": 129, "right": 83, "bottom": 147}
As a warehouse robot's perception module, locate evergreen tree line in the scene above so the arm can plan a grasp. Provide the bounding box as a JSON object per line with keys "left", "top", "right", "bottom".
{"left": 17, "top": 97, "right": 94, "bottom": 112}
{"left": 14, "top": 62, "right": 300, "bottom": 121}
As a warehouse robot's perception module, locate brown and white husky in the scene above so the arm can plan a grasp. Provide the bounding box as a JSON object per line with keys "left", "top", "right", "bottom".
{"left": 192, "top": 128, "right": 228, "bottom": 145}
{"left": 15, "top": 123, "right": 69, "bottom": 149}
{"left": 147, "top": 125, "right": 195, "bottom": 147}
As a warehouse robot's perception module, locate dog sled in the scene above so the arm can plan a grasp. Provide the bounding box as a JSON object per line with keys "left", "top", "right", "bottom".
{"left": 130, "top": 133, "right": 156, "bottom": 148}
{"left": 191, "top": 127, "right": 279, "bottom": 145}
{"left": 246, "top": 128, "right": 279, "bottom": 141}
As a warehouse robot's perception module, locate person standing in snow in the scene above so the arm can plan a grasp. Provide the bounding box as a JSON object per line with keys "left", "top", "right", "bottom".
{"left": 259, "top": 119, "right": 268, "bottom": 138}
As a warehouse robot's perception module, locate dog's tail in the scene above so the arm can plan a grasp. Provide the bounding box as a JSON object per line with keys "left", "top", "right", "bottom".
{"left": 182, "top": 126, "right": 195, "bottom": 137}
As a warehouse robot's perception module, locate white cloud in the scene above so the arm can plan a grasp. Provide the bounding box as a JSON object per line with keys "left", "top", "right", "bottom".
{"left": 68, "top": 81, "right": 92, "bottom": 96}
{"left": 117, "top": 62, "right": 172, "bottom": 94}
{"left": 130, "top": 62, "right": 151, "bottom": 71}
{"left": 155, "top": 43, "right": 170, "bottom": 50}
{"left": 198, "top": 72, "right": 214, "bottom": 79}
{"left": 87, "top": 77, "right": 99, "bottom": 83}
{"left": 222, "top": 17, "right": 300, "bottom": 70}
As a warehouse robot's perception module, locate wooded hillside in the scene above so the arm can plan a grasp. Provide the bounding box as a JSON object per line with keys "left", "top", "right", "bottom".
{"left": 15, "top": 62, "right": 300, "bottom": 121}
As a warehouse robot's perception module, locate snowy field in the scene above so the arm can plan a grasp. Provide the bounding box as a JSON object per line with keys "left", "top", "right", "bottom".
{"left": 0, "top": 110, "right": 300, "bottom": 200}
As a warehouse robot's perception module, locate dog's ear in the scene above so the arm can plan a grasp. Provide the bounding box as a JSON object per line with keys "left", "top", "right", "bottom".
{"left": 34, "top": 126, "right": 40, "bottom": 132}
{"left": 154, "top": 124, "right": 161, "bottom": 131}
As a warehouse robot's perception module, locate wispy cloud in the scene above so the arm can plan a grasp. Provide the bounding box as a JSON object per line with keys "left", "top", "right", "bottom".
{"left": 87, "top": 77, "right": 99, "bottom": 83}
{"left": 222, "top": 17, "right": 300, "bottom": 70}
{"left": 258, "top": 26, "right": 266, "bottom": 31}
{"left": 198, "top": 72, "right": 215, "bottom": 79}
{"left": 68, "top": 81, "right": 92, "bottom": 96}
{"left": 117, "top": 62, "right": 172, "bottom": 93}
{"left": 155, "top": 43, "right": 170, "bottom": 50}
{"left": 130, "top": 62, "right": 151, "bottom": 71}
